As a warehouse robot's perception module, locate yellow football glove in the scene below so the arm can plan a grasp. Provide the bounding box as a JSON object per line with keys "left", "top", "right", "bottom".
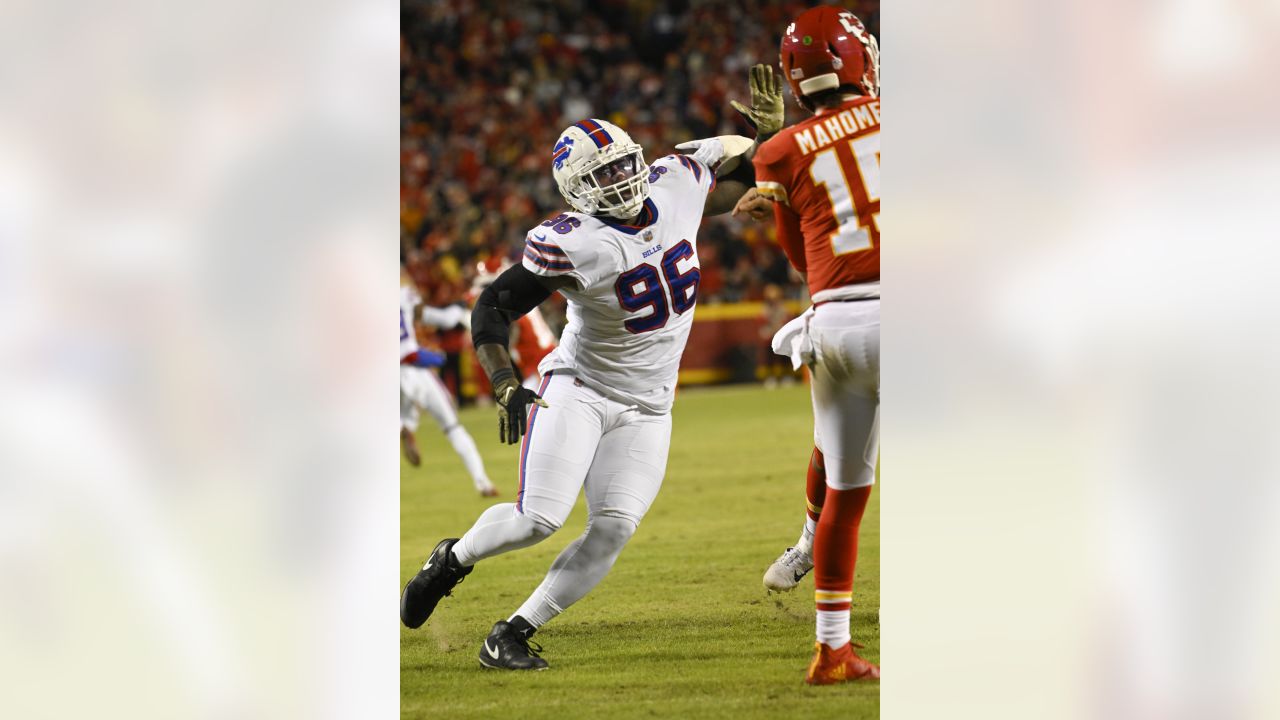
{"left": 730, "top": 64, "right": 785, "bottom": 140}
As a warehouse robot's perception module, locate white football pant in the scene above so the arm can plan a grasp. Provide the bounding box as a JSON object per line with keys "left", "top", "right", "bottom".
{"left": 452, "top": 371, "right": 671, "bottom": 628}
{"left": 809, "top": 300, "right": 880, "bottom": 490}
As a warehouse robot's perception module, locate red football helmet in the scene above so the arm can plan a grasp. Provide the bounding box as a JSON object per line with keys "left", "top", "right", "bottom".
{"left": 780, "top": 7, "right": 880, "bottom": 108}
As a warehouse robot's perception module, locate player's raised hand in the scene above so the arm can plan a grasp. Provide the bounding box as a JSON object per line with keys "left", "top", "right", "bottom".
{"left": 730, "top": 64, "right": 785, "bottom": 140}
{"left": 493, "top": 374, "right": 549, "bottom": 445}
{"left": 732, "top": 187, "right": 774, "bottom": 221}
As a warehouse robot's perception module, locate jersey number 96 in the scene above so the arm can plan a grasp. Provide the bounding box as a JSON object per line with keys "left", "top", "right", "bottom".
{"left": 614, "top": 240, "right": 699, "bottom": 334}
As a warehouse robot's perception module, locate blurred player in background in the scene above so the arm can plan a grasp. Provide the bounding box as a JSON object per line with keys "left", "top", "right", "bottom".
{"left": 399, "top": 103, "right": 766, "bottom": 670}
{"left": 734, "top": 6, "right": 881, "bottom": 684}
{"left": 759, "top": 283, "right": 793, "bottom": 388}
{"left": 400, "top": 269, "right": 498, "bottom": 497}
{"left": 469, "top": 259, "right": 558, "bottom": 393}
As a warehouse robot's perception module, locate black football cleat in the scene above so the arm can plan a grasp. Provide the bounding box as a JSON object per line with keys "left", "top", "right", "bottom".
{"left": 400, "top": 538, "right": 473, "bottom": 629}
{"left": 478, "top": 619, "right": 549, "bottom": 671}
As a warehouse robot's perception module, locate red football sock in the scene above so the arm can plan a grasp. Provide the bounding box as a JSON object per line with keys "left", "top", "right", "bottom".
{"left": 805, "top": 448, "right": 826, "bottom": 524}
{"left": 813, "top": 483, "right": 872, "bottom": 647}
{"left": 796, "top": 448, "right": 826, "bottom": 552}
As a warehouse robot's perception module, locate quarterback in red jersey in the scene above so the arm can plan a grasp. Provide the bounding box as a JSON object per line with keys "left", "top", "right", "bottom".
{"left": 737, "top": 5, "right": 881, "bottom": 685}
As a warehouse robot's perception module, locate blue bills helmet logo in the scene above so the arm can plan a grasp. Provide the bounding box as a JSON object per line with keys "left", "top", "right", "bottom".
{"left": 552, "top": 136, "right": 574, "bottom": 170}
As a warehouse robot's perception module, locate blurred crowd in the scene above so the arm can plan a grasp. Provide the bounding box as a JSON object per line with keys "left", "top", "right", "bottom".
{"left": 401, "top": 0, "right": 880, "bottom": 311}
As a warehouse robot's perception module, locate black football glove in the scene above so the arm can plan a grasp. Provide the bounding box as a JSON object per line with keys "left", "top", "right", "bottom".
{"left": 493, "top": 373, "right": 549, "bottom": 445}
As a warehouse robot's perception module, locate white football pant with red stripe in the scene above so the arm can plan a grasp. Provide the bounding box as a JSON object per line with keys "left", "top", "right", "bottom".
{"left": 451, "top": 371, "right": 671, "bottom": 629}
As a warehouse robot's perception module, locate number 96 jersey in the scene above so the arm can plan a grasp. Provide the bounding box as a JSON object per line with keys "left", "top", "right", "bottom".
{"left": 522, "top": 153, "right": 716, "bottom": 414}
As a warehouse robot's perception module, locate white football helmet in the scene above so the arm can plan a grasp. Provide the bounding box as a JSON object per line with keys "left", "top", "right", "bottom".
{"left": 550, "top": 118, "right": 649, "bottom": 220}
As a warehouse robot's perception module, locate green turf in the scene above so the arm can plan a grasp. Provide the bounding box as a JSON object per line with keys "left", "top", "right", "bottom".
{"left": 401, "top": 383, "right": 878, "bottom": 719}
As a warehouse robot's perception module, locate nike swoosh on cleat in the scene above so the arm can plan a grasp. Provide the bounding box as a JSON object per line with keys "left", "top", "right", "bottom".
{"left": 423, "top": 557, "right": 433, "bottom": 571}
{"left": 485, "top": 641, "right": 500, "bottom": 659}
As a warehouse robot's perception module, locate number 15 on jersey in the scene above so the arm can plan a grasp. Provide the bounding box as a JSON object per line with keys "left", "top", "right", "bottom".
{"left": 810, "top": 130, "right": 880, "bottom": 256}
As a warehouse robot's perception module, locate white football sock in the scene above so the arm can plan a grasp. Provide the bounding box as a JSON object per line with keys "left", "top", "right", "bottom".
{"left": 816, "top": 608, "right": 851, "bottom": 648}
{"left": 445, "top": 425, "right": 491, "bottom": 489}
{"left": 797, "top": 517, "right": 817, "bottom": 555}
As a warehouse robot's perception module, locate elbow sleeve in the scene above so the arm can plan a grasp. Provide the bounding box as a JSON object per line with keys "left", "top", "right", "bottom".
{"left": 720, "top": 155, "right": 756, "bottom": 186}
{"left": 471, "top": 264, "right": 553, "bottom": 348}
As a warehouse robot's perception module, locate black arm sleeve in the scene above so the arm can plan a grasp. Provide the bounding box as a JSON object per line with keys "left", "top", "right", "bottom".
{"left": 471, "top": 263, "right": 554, "bottom": 348}
{"left": 717, "top": 151, "right": 756, "bottom": 186}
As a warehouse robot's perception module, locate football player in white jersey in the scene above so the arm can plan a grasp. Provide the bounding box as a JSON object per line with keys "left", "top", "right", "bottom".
{"left": 400, "top": 275, "right": 498, "bottom": 496}
{"left": 400, "top": 99, "right": 778, "bottom": 669}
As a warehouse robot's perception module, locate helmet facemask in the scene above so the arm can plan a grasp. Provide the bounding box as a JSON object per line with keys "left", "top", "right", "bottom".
{"left": 559, "top": 142, "right": 650, "bottom": 220}
{"left": 860, "top": 31, "right": 881, "bottom": 98}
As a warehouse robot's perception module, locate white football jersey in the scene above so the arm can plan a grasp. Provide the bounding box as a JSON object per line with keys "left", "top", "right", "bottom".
{"left": 524, "top": 154, "right": 716, "bottom": 414}
{"left": 400, "top": 284, "right": 421, "bottom": 359}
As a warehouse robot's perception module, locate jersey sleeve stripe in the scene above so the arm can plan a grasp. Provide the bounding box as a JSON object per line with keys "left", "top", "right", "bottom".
{"left": 524, "top": 248, "right": 575, "bottom": 271}
{"left": 526, "top": 237, "right": 569, "bottom": 256}
{"left": 756, "top": 180, "right": 790, "bottom": 206}
{"left": 673, "top": 154, "right": 711, "bottom": 188}
{"left": 686, "top": 157, "right": 704, "bottom": 183}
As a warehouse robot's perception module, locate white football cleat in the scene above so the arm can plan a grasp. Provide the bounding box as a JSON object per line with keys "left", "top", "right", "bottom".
{"left": 763, "top": 546, "right": 814, "bottom": 592}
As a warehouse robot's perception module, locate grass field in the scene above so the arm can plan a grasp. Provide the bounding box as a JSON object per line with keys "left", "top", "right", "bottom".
{"left": 401, "top": 382, "right": 879, "bottom": 719}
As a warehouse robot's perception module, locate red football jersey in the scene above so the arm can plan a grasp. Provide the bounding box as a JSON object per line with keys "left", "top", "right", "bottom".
{"left": 753, "top": 96, "right": 881, "bottom": 296}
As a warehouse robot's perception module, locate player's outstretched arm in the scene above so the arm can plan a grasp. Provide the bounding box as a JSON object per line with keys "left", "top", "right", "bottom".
{"left": 419, "top": 303, "right": 466, "bottom": 329}
{"left": 471, "top": 264, "right": 571, "bottom": 444}
{"left": 674, "top": 135, "right": 759, "bottom": 216}
{"left": 703, "top": 158, "right": 757, "bottom": 216}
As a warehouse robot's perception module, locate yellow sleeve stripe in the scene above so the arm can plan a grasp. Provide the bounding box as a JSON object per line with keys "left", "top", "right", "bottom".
{"left": 806, "top": 499, "right": 823, "bottom": 514}
{"left": 755, "top": 181, "right": 790, "bottom": 206}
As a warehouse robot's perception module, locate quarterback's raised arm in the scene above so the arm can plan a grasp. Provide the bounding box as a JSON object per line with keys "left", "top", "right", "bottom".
{"left": 470, "top": 264, "right": 572, "bottom": 444}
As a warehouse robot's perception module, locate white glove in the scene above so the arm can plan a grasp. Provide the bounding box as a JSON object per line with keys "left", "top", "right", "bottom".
{"left": 674, "top": 137, "right": 726, "bottom": 169}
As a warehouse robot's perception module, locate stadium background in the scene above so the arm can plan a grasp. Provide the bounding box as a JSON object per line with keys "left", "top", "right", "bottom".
{"left": 401, "top": 0, "right": 879, "bottom": 402}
